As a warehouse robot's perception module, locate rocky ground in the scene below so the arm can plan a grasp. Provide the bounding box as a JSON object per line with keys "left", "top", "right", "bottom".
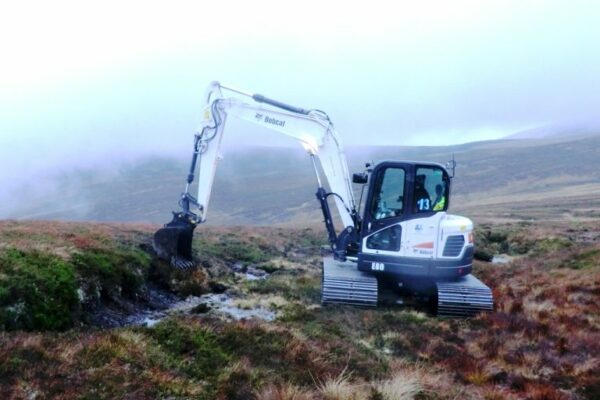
{"left": 0, "top": 220, "right": 599, "bottom": 399}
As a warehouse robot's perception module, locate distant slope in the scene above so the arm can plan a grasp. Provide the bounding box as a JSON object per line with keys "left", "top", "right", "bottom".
{"left": 504, "top": 124, "right": 600, "bottom": 140}
{"left": 3, "top": 135, "right": 600, "bottom": 224}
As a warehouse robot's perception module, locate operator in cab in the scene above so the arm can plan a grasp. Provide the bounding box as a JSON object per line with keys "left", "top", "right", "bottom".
{"left": 414, "top": 174, "right": 432, "bottom": 211}
{"left": 433, "top": 184, "right": 446, "bottom": 211}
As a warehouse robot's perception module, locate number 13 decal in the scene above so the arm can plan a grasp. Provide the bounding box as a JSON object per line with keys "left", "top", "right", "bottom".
{"left": 417, "top": 198, "right": 430, "bottom": 211}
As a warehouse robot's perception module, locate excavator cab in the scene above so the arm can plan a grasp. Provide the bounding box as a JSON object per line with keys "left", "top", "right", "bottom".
{"left": 360, "top": 162, "right": 450, "bottom": 238}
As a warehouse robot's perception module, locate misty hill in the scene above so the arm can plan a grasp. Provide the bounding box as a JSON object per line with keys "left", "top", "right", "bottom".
{"left": 504, "top": 124, "right": 600, "bottom": 140}
{"left": 4, "top": 134, "right": 600, "bottom": 225}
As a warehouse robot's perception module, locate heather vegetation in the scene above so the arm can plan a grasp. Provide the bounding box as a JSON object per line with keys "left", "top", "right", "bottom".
{"left": 0, "top": 220, "right": 599, "bottom": 399}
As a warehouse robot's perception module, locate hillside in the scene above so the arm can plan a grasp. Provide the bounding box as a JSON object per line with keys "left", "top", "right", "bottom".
{"left": 3, "top": 134, "right": 600, "bottom": 225}
{"left": 504, "top": 125, "right": 600, "bottom": 140}
{"left": 1, "top": 220, "right": 599, "bottom": 399}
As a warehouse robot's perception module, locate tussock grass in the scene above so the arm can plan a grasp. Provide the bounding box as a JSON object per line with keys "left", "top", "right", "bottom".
{"left": 257, "top": 383, "right": 313, "bottom": 400}
{"left": 233, "top": 294, "right": 289, "bottom": 310}
{"left": 2, "top": 221, "right": 600, "bottom": 399}
{"left": 317, "top": 368, "right": 364, "bottom": 400}
{"left": 373, "top": 372, "right": 422, "bottom": 399}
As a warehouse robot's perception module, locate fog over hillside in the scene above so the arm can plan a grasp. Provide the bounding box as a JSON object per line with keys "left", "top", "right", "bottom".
{"left": 2, "top": 2, "right": 600, "bottom": 222}
{"left": 3, "top": 132, "right": 600, "bottom": 226}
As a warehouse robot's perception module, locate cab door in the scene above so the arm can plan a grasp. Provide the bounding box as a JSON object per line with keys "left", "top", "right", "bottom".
{"left": 360, "top": 162, "right": 414, "bottom": 255}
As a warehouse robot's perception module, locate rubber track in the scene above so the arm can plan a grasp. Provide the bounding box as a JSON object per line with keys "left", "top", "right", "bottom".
{"left": 436, "top": 274, "right": 493, "bottom": 317}
{"left": 322, "top": 257, "right": 378, "bottom": 306}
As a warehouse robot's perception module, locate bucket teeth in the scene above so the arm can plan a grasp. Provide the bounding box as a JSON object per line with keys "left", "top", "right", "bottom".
{"left": 171, "top": 257, "right": 196, "bottom": 270}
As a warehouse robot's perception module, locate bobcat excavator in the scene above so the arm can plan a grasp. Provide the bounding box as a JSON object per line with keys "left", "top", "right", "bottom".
{"left": 153, "top": 82, "right": 493, "bottom": 317}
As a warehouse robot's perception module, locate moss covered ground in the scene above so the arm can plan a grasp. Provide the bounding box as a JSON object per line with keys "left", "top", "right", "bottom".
{"left": 0, "top": 220, "right": 599, "bottom": 399}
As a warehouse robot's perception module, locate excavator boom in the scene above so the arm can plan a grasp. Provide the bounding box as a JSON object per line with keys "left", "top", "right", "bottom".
{"left": 154, "top": 82, "right": 358, "bottom": 268}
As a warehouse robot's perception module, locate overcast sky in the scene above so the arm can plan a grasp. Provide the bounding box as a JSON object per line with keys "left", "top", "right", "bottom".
{"left": 1, "top": 0, "right": 599, "bottom": 197}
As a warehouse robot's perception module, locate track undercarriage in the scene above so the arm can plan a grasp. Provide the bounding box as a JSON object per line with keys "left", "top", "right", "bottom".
{"left": 322, "top": 257, "right": 378, "bottom": 306}
{"left": 321, "top": 257, "right": 493, "bottom": 317}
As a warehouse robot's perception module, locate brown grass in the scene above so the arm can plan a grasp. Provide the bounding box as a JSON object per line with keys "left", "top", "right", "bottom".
{"left": 1, "top": 220, "right": 599, "bottom": 399}
{"left": 373, "top": 372, "right": 422, "bottom": 399}
{"left": 257, "top": 384, "right": 314, "bottom": 400}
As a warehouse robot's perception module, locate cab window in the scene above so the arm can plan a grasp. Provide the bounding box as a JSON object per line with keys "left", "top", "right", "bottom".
{"left": 366, "top": 225, "right": 401, "bottom": 251}
{"left": 370, "top": 167, "right": 405, "bottom": 220}
{"left": 414, "top": 166, "right": 448, "bottom": 212}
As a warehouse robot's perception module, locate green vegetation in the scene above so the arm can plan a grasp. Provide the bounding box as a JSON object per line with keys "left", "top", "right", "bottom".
{"left": 0, "top": 249, "right": 78, "bottom": 330}
{"left": 195, "top": 235, "right": 273, "bottom": 265}
{"left": 566, "top": 248, "right": 600, "bottom": 270}
{"left": 474, "top": 225, "right": 510, "bottom": 261}
{"left": 149, "top": 319, "right": 230, "bottom": 381}
{"left": 254, "top": 261, "right": 281, "bottom": 273}
{"left": 0, "top": 222, "right": 168, "bottom": 331}
{"left": 244, "top": 272, "right": 321, "bottom": 303}
{"left": 474, "top": 224, "right": 577, "bottom": 262}
{"left": 1, "top": 220, "right": 600, "bottom": 399}
{"left": 0, "top": 244, "right": 156, "bottom": 331}
{"left": 531, "top": 236, "right": 573, "bottom": 255}
{"left": 73, "top": 246, "right": 151, "bottom": 299}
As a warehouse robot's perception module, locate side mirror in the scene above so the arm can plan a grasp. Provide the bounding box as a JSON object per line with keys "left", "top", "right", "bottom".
{"left": 446, "top": 156, "right": 457, "bottom": 178}
{"left": 352, "top": 173, "right": 368, "bottom": 184}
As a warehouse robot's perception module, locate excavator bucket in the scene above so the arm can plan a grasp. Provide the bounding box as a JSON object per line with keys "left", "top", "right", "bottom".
{"left": 153, "top": 213, "right": 197, "bottom": 269}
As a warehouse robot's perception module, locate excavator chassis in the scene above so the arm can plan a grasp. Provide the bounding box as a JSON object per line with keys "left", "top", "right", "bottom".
{"left": 322, "top": 257, "right": 493, "bottom": 317}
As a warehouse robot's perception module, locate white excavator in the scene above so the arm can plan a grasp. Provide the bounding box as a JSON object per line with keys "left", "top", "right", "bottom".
{"left": 153, "top": 82, "right": 493, "bottom": 316}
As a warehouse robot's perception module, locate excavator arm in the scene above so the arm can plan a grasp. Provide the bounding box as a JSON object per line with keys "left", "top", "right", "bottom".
{"left": 154, "top": 82, "right": 359, "bottom": 268}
